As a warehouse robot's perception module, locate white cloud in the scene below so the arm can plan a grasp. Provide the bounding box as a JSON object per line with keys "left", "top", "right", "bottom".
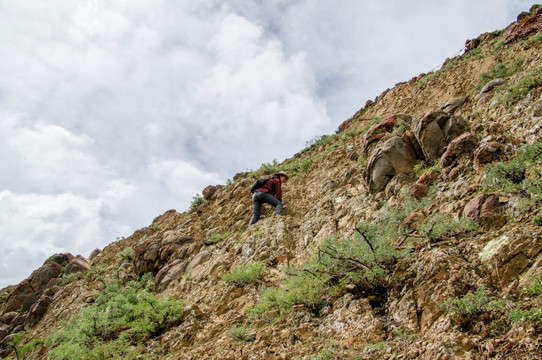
{"left": 0, "top": 0, "right": 535, "bottom": 288}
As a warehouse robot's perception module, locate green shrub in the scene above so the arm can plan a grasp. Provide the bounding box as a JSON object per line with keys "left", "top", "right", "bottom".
{"left": 528, "top": 32, "right": 542, "bottom": 44}
{"left": 306, "top": 343, "right": 341, "bottom": 360}
{"left": 61, "top": 272, "right": 83, "bottom": 285}
{"left": 522, "top": 275, "right": 542, "bottom": 297}
{"left": 6, "top": 332, "right": 44, "bottom": 360}
{"left": 303, "top": 135, "right": 338, "bottom": 151}
{"left": 483, "top": 142, "right": 542, "bottom": 211}
{"left": 225, "top": 325, "right": 254, "bottom": 342}
{"left": 205, "top": 232, "right": 231, "bottom": 245}
{"left": 496, "top": 66, "right": 542, "bottom": 106}
{"left": 440, "top": 285, "right": 503, "bottom": 316}
{"left": 47, "top": 274, "right": 184, "bottom": 360}
{"left": 246, "top": 271, "right": 327, "bottom": 317}
{"left": 222, "top": 262, "right": 266, "bottom": 286}
{"left": 417, "top": 213, "right": 479, "bottom": 242}
{"left": 363, "top": 341, "right": 387, "bottom": 353}
{"left": 280, "top": 156, "right": 315, "bottom": 175}
{"left": 149, "top": 224, "right": 161, "bottom": 232}
{"left": 189, "top": 194, "right": 204, "bottom": 212}
{"left": 119, "top": 247, "right": 135, "bottom": 261}
{"left": 473, "top": 60, "right": 524, "bottom": 93}
{"left": 509, "top": 308, "right": 542, "bottom": 323}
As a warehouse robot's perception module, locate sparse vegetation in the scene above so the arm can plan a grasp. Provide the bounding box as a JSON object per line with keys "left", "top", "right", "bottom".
{"left": 280, "top": 156, "right": 315, "bottom": 175}
{"left": 61, "top": 272, "right": 83, "bottom": 285}
{"left": 304, "top": 134, "right": 337, "bottom": 151}
{"left": 417, "top": 213, "right": 479, "bottom": 242}
{"left": 495, "top": 65, "right": 542, "bottom": 106}
{"left": 149, "top": 224, "right": 161, "bottom": 232}
{"left": 205, "top": 231, "right": 231, "bottom": 245}
{"left": 440, "top": 285, "right": 504, "bottom": 316}
{"left": 483, "top": 142, "right": 542, "bottom": 219}
{"left": 6, "top": 332, "right": 44, "bottom": 360}
{"left": 222, "top": 262, "right": 266, "bottom": 286}
{"left": 225, "top": 325, "right": 255, "bottom": 342}
{"left": 473, "top": 60, "right": 524, "bottom": 93}
{"left": 509, "top": 275, "right": 542, "bottom": 324}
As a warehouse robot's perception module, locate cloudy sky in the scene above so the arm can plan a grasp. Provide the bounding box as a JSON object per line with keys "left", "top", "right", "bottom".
{"left": 0, "top": 0, "right": 533, "bottom": 288}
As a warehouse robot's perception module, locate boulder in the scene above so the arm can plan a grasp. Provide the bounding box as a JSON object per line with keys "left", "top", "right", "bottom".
{"left": 88, "top": 248, "right": 102, "bottom": 261}
{"left": 474, "top": 141, "right": 504, "bottom": 166}
{"left": 363, "top": 114, "right": 412, "bottom": 154}
{"left": 480, "top": 78, "right": 507, "bottom": 94}
{"left": 463, "top": 194, "right": 506, "bottom": 228}
{"left": 408, "top": 183, "right": 429, "bottom": 199}
{"left": 439, "top": 133, "right": 478, "bottom": 168}
{"left": 154, "top": 259, "right": 188, "bottom": 292}
{"left": 366, "top": 136, "right": 418, "bottom": 193}
{"left": 202, "top": 185, "right": 223, "bottom": 200}
{"left": 64, "top": 256, "right": 91, "bottom": 275}
{"left": 185, "top": 251, "right": 212, "bottom": 274}
{"left": 0, "top": 312, "right": 18, "bottom": 326}
{"left": 134, "top": 231, "right": 194, "bottom": 276}
{"left": 441, "top": 96, "right": 467, "bottom": 115}
{"left": 27, "top": 294, "right": 53, "bottom": 325}
{"left": 413, "top": 111, "right": 468, "bottom": 161}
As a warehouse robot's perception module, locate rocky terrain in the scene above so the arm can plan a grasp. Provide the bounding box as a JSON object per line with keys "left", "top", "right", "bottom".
{"left": 2, "top": 5, "right": 542, "bottom": 360}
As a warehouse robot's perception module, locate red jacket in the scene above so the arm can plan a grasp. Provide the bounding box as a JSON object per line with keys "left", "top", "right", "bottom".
{"left": 255, "top": 176, "right": 283, "bottom": 202}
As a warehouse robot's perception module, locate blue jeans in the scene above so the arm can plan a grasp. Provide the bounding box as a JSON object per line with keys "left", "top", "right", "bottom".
{"left": 248, "top": 192, "right": 283, "bottom": 225}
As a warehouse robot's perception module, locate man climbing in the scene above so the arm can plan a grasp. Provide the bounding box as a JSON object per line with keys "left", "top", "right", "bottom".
{"left": 248, "top": 171, "right": 289, "bottom": 226}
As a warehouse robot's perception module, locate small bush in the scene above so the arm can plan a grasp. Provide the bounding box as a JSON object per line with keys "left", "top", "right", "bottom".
{"left": 522, "top": 275, "right": 542, "bottom": 297}
{"left": 440, "top": 285, "right": 503, "bottom": 316}
{"left": 363, "top": 341, "right": 387, "bottom": 353}
{"left": 222, "top": 262, "right": 266, "bottom": 286}
{"left": 225, "top": 325, "right": 254, "bottom": 342}
{"left": 189, "top": 194, "right": 204, "bottom": 212}
{"left": 149, "top": 224, "right": 161, "bottom": 232}
{"left": 61, "top": 272, "right": 83, "bottom": 285}
{"left": 257, "top": 159, "right": 280, "bottom": 174}
{"left": 246, "top": 272, "right": 327, "bottom": 317}
{"left": 119, "top": 247, "right": 135, "bottom": 261}
{"left": 205, "top": 232, "right": 231, "bottom": 245}
{"left": 280, "top": 156, "right": 315, "bottom": 175}
{"left": 417, "top": 213, "right": 479, "bottom": 242}
{"left": 483, "top": 142, "right": 542, "bottom": 211}
{"left": 304, "top": 134, "right": 337, "bottom": 150}
{"left": 528, "top": 32, "right": 542, "bottom": 44}
{"left": 510, "top": 308, "right": 542, "bottom": 323}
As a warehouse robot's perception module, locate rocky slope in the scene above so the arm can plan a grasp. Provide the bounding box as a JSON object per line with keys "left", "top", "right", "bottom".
{"left": 2, "top": 5, "right": 542, "bottom": 360}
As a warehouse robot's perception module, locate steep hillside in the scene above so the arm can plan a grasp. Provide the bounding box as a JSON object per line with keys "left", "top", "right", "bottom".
{"left": 2, "top": 5, "right": 542, "bottom": 360}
